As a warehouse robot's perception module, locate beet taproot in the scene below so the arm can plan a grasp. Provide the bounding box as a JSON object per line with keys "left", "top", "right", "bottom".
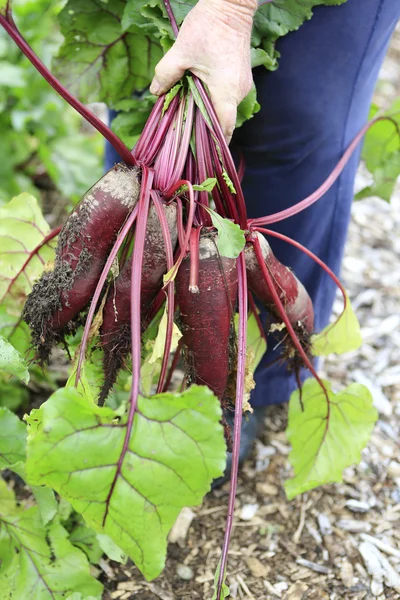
{"left": 176, "top": 230, "right": 238, "bottom": 403}
{"left": 23, "top": 163, "right": 140, "bottom": 361}
{"left": 98, "top": 202, "right": 178, "bottom": 404}
{"left": 245, "top": 231, "right": 314, "bottom": 334}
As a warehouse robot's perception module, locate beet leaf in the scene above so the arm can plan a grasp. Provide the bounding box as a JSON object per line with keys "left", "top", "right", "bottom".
{"left": 0, "top": 479, "right": 103, "bottom": 599}
{"left": 26, "top": 385, "right": 226, "bottom": 580}
{"left": 285, "top": 378, "right": 377, "bottom": 499}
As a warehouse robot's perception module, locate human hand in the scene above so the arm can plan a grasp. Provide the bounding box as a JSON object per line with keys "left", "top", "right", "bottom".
{"left": 150, "top": 0, "right": 257, "bottom": 143}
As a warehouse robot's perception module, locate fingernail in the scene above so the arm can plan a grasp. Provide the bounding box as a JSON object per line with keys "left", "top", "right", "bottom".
{"left": 150, "top": 79, "right": 161, "bottom": 95}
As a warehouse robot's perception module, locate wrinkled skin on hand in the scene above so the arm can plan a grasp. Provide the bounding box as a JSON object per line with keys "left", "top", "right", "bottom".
{"left": 150, "top": 0, "right": 256, "bottom": 143}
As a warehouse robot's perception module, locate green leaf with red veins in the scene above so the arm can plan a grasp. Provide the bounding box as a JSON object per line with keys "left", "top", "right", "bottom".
{"left": 25, "top": 386, "right": 226, "bottom": 580}
{"left": 0, "top": 194, "right": 56, "bottom": 355}
{"left": 54, "top": 0, "right": 163, "bottom": 105}
{"left": 285, "top": 379, "right": 377, "bottom": 500}
{"left": 0, "top": 479, "right": 103, "bottom": 599}
{"left": 310, "top": 294, "right": 362, "bottom": 356}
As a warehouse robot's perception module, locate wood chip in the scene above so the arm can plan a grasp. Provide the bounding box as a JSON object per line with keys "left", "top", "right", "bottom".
{"left": 295, "top": 558, "right": 331, "bottom": 574}
{"left": 360, "top": 533, "right": 400, "bottom": 558}
{"left": 144, "top": 583, "right": 175, "bottom": 600}
{"left": 359, "top": 541, "right": 400, "bottom": 594}
{"left": 240, "top": 503, "right": 259, "bottom": 521}
{"left": 263, "top": 579, "right": 281, "bottom": 597}
{"left": 168, "top": 507, "right": 195, "bottom": 544}
{"left": 256, "top": 482, "right": 279, "bottom": 496}
{"left": 340, "top": 560, "right": 355, "bottom": 588}
{"left": 345, "top": 499, "right": 371, "bottom": 513}
{"left": 117, "top": 581, "right": 136, "bottom": 592}
{"left": 317, "top": 514, "right": 332, "bottom": 536}
{"left": 246, "top": 556, "right": 270, "bottom": 578}
{"left": 282, "top": 582, "right": 309, "bottom": 600}
{"left": 336, "top": 519, "right": 372, "bottom": 533}
{"left": 236, "top": 573, "right": 256, "bottom": 599}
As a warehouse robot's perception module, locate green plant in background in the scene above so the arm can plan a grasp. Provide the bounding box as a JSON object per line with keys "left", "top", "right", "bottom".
{"left": 0, "top": 0, "right": 103, "bottom": 207}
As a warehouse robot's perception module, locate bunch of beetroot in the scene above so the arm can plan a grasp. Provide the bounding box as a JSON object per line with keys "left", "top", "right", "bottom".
{"left": 1, "top": 4, "right": 374, "bottom": 595}
{"left": 23, "top": 79, "right": 316, "bottom": 412}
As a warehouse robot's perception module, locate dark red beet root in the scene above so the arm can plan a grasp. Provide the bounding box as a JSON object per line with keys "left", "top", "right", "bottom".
{"left": 245, "top": 231, "right": 314, "bottom": 334}
{"left": 176, "top": 230, "right": 238, "bottom": 402}
{"left": 98, "top": 202, "right": 178, "bottom": 404}
{"left": 23, "top": 163, "right": 140, "bottom": 361}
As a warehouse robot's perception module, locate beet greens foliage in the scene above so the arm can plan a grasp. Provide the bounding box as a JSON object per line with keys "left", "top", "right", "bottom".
{"left": 0, "top": 1, "right": 399, "bottom": 598}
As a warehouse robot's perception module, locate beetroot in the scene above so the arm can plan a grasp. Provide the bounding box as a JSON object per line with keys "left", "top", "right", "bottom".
{"left": 245, "top": 231, "right": 314, "bottom": 334}
{"left": 23, "top": 163, "right": 140, "bottom": 361}
{"left": 176, "top": 230, "right": 238, "bottom": 403}
{"left": 98, "top": 202, "right": 178, "bottom": 404}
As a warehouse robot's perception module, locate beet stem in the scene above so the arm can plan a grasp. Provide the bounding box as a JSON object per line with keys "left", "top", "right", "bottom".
{"left": 130, "top": 166, "right": 154, "bottom": 402}
{"left": 217, "top": 252, "right": 248, "bottom": 597}
{"left": 250, "top": 116, "right": 400, "bottom": 227}
{"left": 162, "top": 0, "right": 179, "bottom": 37}
{"left": 163, "top": 180, "right": 196, "bottom": 282}
{"left": 188, "top": 227, "right": 201, "bottom": 293}
{"left": 170, "top": 95, "right": 195, "bottom": 189}
{"left": 133, "top": 97, "right": 164, "bottom": 159}
{"left": 150, "top": 191, "right": 175, "bottom": 394}
{"left": 194, "top": 77, "right": 248, "bottom": 228}
{"left": 102, "top": 166, "right": 154, "bottom": 527}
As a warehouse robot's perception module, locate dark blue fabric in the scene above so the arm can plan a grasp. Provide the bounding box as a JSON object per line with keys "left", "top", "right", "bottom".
{"left": 105, "top": 0, "right": 399, "bottom": 407}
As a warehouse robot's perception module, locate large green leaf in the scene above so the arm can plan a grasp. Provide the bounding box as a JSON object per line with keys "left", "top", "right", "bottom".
{"left": 26, "top": 386, "right": 226, "bottom": 580}
{"left": 285, "top": 379, "right": 377, "bottom": 499}
{"left": 0, "top": 407, "right": 26, "bottom": 470}
{"left": 311, "top": 294, "right": 362, "bottom": 356}
{"left": 0, "top": 479, "right": 103, "bottom": 599}
{"left": 55, "top": 0, "right": 163, "bottom": 105}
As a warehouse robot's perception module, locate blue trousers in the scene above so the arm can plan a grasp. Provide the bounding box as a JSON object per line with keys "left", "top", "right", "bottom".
{"left": 105, "top": 0, "right": 399, "bottom": 407}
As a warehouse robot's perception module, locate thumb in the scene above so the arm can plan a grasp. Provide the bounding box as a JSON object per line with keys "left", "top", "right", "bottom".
{"left": 150, "top": 49, "right": 187, "bottom": 96}
{"left": 207, "top": 87, "right": 237, "bottom": 145}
